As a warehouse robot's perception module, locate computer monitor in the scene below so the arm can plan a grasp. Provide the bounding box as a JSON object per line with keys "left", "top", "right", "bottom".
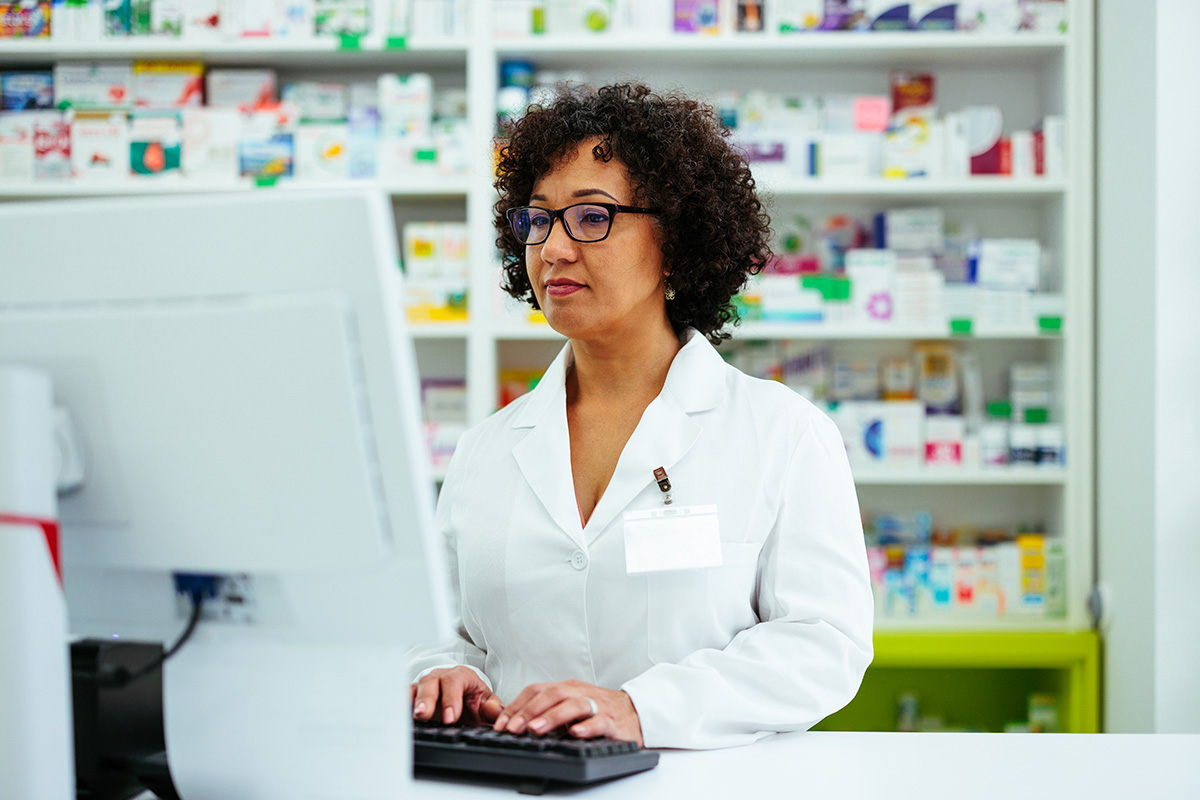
{"left": 0, "top": 190, "right": 452, "bottom": 799}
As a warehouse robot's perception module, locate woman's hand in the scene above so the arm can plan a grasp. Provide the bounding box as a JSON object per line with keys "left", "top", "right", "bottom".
{"left": 411, "top": 666, "right": 504, "bottom": 726}
{"left": 493, "top": 680, "right": 644, "bottom": 745}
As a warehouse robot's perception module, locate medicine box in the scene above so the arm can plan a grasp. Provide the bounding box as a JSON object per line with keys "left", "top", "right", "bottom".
{"left": 54, "top": 63, "right": 134, "bottom": 111}
{"left": 874, "top": 207, "right": 944, "bottom": 252}
{"left": 958, "top": 0, "right": 1018, "bottom": 31}
{"left": 239, "top": 134, "right": 294, "bottom": 178}
{"left": 314, "top": 0, "right": 370, "bottom": 36}
{"left": 181, "top": 107, "right": 240, "bottom": 181}
{"left": 848, "top": 400, "right": 925, "bottom": 470}
{"left": 234, "top": 0, "right": 276, "bottom": 37}
{"left": 282, "top": 81, "right": 348, "bottom": 122}
{"left": 868, "top": 1, "right": 911, "bottom": 31}
{"left": 1, "top": 71, "right": 54, "bottom": 110}
{"left": 0, "top": 111, "right": 35, "bottom": 181}
{"left": 772, "top": 0, "right": 822, "bottom": 32}
{"left": 272, "top": 0, "right": 316, "bottom": 37}
{"left": 181, "top": 0, "right": 227, "bottom": 39}
{"left": 820, "top": 0, "right": 869, "bottom": 30}
{"left": 378, "top": 72, "right": 433, "bottom": 140}
{"left": 0, "top": 1, "right": 50, "bottom": 36}
{"left": 969, "top": 238, "right": 1040, "bottom": 290}
{"left": 105, "top": 0, "right": 131, "bottom": 35}
{"left": 294, "top": 122, "right": 349, "bottom": 181}
{"left": 964, "top": 105, "right": 1005, "bottom": 174}
{"left": 50, "top": 0, "right": 104, "bottom": 42}
{"left": 914, "top": 342, "right": 958, "bottom": 412}
{"left": 205, "top": 69, "right": 277, "bottom": 110}
{"left": 129, "top": 111, "right": 182, "bottom": 177}
{"left": 70, "top": 111, "right": 130, "bottom": 181}
{"left": 846, "top": 248, "right": 898, "bottom": 325}
{"left": 924, "top": 413, "right": 965, "bottom": 466}
{"left": 132, "top": 61, "right": 204, "bottom": 109}
{"left": 674, "top": 0, "right": 720, "bottom": 33}
{"left": 29, "top": 110, "right": 70, "bottom": 180}
{"left": 544, "top": 0, "right": 615, "bottom": 35}
{"left": 146, "top": 0, "right": 186, "bottom": 36}
{"left": 892, "top": 267, "right": 945, "bottom": 327}
{"left": 912, "top": 1, "right": 955, "bottom": 30}
{"left": 1016, "top": 533, "right": 1046, "bottom": 612}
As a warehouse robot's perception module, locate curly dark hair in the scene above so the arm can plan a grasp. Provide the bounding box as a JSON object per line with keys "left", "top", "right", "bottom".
{"left": 494, "top": 82, "right": 772, "bottom": 344}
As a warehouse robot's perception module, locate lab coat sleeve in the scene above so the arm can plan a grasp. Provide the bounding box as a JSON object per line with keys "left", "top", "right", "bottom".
{"left": 404, "top": 433, "right": 492, "bottom": 690}
{"left": 620, "top": 413, "right": 874, "bottom": 749}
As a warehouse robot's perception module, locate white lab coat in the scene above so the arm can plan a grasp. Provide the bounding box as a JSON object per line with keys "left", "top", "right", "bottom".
{"left": 406, "top": 329, "right": 874, "bottom": 749}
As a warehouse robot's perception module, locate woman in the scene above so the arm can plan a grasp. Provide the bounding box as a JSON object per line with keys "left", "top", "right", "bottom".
{"left": 408, "top": 83, "right": 872, "bottom": 750}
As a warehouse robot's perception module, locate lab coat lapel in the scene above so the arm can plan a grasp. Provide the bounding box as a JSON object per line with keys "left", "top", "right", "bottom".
{"left": 583, "top": 392, "right": 698, "bottom": 543}
{"left": 583, "top": 331, "right": 726, "bottom": 543}
{"left": 511, "top": 343, "right": 585, "bottom": 547}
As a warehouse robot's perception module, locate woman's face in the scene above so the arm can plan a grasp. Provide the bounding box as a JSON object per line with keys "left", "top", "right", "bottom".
{"left": 525, "top": 139, "right": 668, "bottom": 344}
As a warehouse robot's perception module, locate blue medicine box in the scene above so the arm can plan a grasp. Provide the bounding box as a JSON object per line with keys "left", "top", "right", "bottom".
{"left": 2, "top": 71, "right": 54, "bottom": 110}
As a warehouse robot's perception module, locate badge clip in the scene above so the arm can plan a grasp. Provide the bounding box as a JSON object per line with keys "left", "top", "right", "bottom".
{"left": 653, "top": 466, "right": 673, "bottom": 505}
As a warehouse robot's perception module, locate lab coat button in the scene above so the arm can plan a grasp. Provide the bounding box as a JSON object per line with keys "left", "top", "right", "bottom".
{"left": 570, "top": 551, "right": 587, "bottom": 570}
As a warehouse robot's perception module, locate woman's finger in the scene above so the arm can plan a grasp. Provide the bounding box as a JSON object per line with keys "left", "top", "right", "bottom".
{"left": 526, "top": 695, "right": 597, "bottom": 735}
{"left": 412, "top": 675, "right": 444, "bottom": 721}
{"left": 499, "top": 684, "right": 567, "bottom": 734}
{"left": 493, "top": 683, "right": 544, "bottom": 732}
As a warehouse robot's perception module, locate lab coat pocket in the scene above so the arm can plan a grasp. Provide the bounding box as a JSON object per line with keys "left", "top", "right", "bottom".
{"left": 645, "top": 542, "right": 764, "bottom": 664}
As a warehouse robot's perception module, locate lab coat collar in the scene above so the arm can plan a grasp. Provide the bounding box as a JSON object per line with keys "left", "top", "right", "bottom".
{"left": 510, "top": 329, "right": 727, "bottom": 545}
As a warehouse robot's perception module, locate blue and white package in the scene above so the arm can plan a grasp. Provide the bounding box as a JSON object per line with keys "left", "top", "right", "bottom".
{"left": 913, "top": 1, "right": 956, "bottom": 30}
{"left": 1, "top": 72, "right": 54, "bottom": 111}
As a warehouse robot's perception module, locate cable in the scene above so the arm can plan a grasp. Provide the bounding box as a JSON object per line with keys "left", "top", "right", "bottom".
{"left": 76, "top": 592, "right": 205, "bottom": 689}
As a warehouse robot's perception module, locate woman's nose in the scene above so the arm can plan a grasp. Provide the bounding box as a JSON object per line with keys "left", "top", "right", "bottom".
{"left": 539, "top": 218, "right": 579, "bottom": 263}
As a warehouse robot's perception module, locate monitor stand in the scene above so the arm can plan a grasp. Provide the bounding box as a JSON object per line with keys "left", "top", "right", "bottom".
{"left": 162, "top": 637, "right": 412, "bottom": 800}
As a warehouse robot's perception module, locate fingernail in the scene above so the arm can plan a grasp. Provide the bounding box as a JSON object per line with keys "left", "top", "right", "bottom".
{"left": 530, "top": 719, "right": 547, "bottom": 733}
{"left": 415, "top": 702, "right": 426, "bottom": 716}
{"left": 494, "top": 715, "right": 508, "bottom": 730}
{"left": 508, "top": 717, "right": 525, "bottom": 733}
{"left": 444, "top": 708, "right": 455, "bottom": 724}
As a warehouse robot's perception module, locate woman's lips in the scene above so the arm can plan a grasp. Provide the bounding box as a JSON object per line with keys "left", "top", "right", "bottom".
{"left": 545, "top": 280, "right": 585, "bottom": 297}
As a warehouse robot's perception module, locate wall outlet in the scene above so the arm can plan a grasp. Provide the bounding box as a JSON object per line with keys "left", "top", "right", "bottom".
{"left": 175, "top": 573, "right": 256, "bottom": 624}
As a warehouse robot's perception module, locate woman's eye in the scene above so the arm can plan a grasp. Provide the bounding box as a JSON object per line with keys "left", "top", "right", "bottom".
{"left": 582, "top": 213, "right": 610, "bottom": 225}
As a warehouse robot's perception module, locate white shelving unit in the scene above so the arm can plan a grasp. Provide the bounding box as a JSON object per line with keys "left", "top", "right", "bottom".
{"left": 0, "top": 1, "right": 1094, "bottom": 636}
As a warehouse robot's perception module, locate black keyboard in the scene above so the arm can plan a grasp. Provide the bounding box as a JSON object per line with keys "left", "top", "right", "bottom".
{"left": 413, "top": 720, "right": 659, "bottom": 793}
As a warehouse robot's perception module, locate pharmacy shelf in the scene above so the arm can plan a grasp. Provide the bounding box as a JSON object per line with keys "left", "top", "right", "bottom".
{"left": 410, "top": 322, "right": 472, "bottom": 339}
{"left": 872, "top": 631, "right": 1098, "bottom": 666}
{"left": 757, "top": 176, "right": 1068, "bottom": 200}
{"left": 0, "top": 1, "right": 1096, "bottom": 650}
{"left": 492, "top": 326, "right": 566, "bottom": 341}
{"left": 0, "top": 37, "right": 468, "bottom": 67}
{"left": 488, "top": 321, "right": 1063, "bottom": 343}
{"left": 494, "top": 32, "right": 1066, "bottom": 69}
{"left": 819, "top": 630, "right": 1100, "bottom": 733}
{"left": 730, "top": 322, "right": 1063, "bottom": 341}
{"left": 852, "top": 468, "right": 1068, "bottom": 486}
{"left": 873, "top": 619, "right": 1078, "bottom": 634}
{"left": 0, "top": 177, "right": 471, "bottom": 200}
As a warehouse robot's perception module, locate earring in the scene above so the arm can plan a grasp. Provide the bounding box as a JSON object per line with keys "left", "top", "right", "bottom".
{"left": 664, "top": 285, "right": 676, "bottom": 301}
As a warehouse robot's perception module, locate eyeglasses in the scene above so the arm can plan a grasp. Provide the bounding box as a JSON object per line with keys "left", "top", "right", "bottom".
{"left": 506, "top": 202, "right": 658, "bottom": 245}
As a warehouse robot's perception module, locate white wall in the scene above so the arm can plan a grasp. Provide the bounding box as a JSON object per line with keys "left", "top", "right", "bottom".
{"left": 1097, "top": 0, "right": 1200, "bottom": 733}
{"left": 1151, "top": 0, "right": 1200, "bottom": 734}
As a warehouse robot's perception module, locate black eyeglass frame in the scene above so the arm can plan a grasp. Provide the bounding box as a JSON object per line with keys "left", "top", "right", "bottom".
{"left": 506, "top": 202, "right": 659, "bottom": 245}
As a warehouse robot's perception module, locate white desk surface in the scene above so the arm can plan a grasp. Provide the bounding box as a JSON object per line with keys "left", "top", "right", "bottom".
{"left": 413, "top": 731, "right": 1200, "bottom": 799}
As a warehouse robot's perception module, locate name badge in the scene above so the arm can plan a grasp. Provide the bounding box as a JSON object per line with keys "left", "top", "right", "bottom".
{"left": 623, "top": 504, "right": 721, "bottom": 575}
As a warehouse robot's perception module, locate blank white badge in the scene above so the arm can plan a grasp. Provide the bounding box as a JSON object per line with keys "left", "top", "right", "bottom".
{"left": 623, "top": 504, "right": 722, "bottom": 575}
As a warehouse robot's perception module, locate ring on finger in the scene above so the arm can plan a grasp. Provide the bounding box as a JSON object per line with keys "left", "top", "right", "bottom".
{"left": 582, "top": 696, "right": 598, "bottom": 719}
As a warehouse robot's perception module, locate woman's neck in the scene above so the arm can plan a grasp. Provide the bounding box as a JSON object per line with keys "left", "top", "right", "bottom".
{"left": 566, "top": 320, "right": 683, "bottom": 407}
